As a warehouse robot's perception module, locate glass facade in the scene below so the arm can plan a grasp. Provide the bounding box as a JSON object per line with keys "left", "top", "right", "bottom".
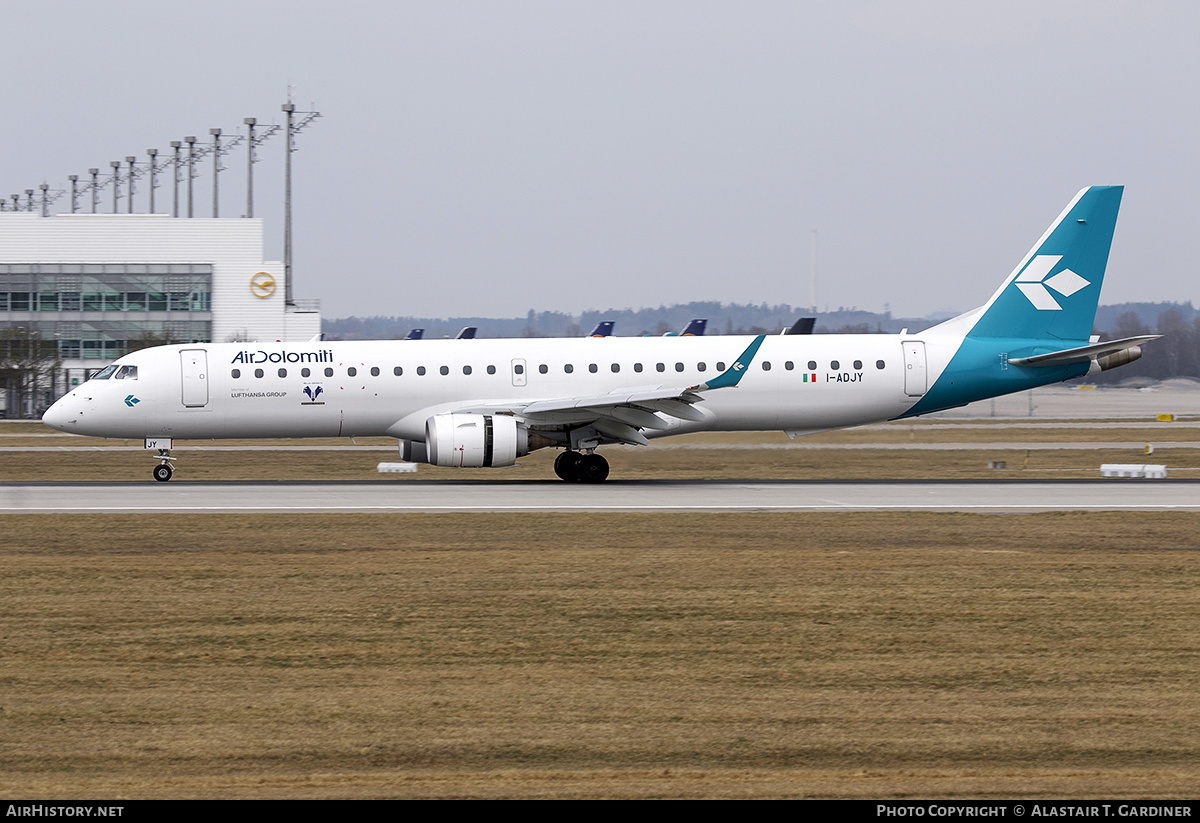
{"left": 0, "top": 263, "right": 213, "bottom": 358}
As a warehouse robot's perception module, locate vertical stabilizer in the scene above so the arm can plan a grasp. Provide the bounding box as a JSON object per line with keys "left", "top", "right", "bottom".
{"left": 968, "top": 186, "right": 1122, "bottom": 342}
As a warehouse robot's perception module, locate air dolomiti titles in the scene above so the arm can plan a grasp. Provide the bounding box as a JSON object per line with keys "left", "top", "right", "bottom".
{"left": 231, "top": 349, "right": 334, "bottom": 365}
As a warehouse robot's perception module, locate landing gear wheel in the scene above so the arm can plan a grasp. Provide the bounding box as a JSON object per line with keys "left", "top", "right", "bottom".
{"left": 577, "top": 453, "right": 609, "bottom": 483}
{"left": 152, "top": 463, "right": 174, "bottom": 482}
{"left": 554, "top": 451, "right": 583, "bottom": 482}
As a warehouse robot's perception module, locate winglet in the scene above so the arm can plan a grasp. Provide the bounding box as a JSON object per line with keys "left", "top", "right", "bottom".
{"left": 691, "top": 334, "right": 765, "bottom": 390}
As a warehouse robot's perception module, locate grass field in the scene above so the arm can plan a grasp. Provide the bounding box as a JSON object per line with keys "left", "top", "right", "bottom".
{"left": 3, "top": 511, "right": 1199, "bottom": 799}
{"left": 1, "top": 417, "right": 1198, "bottom": 481}
{"left": 3, "top": 417, "right": 1199, "bottom": 798}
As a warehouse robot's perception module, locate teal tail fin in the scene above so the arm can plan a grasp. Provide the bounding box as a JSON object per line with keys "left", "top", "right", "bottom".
{"left": 968, "top": 186, "right": 1123, "bottom": 343}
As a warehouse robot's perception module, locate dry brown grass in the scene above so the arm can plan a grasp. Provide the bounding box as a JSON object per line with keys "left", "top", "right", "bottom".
{"left": 3, "top": 512, "right": 1200, "bottom": 798}
{"left": 3, "top": 417, "right": 1197, "bottom": 482}
{"left": 2, "top": 444, "right": 1197, "bottom": 482}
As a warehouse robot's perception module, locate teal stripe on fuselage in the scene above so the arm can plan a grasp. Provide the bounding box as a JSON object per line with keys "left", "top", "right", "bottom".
{"left": 895, "top": 336, "right": 1089, "bottom": 418}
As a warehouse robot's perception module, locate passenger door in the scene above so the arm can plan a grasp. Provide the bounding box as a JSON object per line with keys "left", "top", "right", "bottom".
{"left": 902, "top": 341, "right": 927, "bottom": 397}
{"left": 180, "top": 349, "right": 210, "bottom": 407}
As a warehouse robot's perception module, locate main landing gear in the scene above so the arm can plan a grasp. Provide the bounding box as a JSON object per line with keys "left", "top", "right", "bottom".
{"left": 152, "top": 448, "right": 176, "bottom": 482}
{"left": 554, "top": 450, "right": 610, "bottom": 483}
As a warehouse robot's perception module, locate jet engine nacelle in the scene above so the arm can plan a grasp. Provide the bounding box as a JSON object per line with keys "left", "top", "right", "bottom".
{"left": 425, "top": 413, "right": 529, "bottom": 468}
{"left": 398, "top": 439, "right": 429, "bottom": 464}
{"left": 1094, "top": 346, "right": 1143, "bottom": 373}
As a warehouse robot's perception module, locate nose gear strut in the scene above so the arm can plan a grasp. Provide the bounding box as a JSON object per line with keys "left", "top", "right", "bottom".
{"left": 152, "top": 448, "right": 175, "bottom": 482}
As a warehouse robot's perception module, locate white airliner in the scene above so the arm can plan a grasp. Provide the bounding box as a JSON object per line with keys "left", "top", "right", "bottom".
{"left": 43, "top": 186, "right": 1155, "bottom": 483}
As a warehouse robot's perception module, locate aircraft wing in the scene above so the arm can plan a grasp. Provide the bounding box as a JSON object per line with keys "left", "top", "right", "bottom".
{"left": 450, "top": 334, "right": 765, "bottom": 446}
{"left": 512, "top": 335, "right": 765, "bottom": 445}
{"left": 395, "top": 335, "right": 767, "bottom": 447}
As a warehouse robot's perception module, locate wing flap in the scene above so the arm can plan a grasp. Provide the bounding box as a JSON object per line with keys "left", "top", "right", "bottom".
{"left": 592, "top": 418, "right": 650, "bottom": 446}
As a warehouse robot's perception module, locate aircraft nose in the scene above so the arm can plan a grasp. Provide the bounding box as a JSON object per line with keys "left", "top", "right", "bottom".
{"left": 42, "top": 395, "right": 78, "bottom": 432}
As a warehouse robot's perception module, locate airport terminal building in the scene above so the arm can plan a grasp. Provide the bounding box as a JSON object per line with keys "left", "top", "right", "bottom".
{"left": 0, "top": 211, "right": 320, "bottom": 413}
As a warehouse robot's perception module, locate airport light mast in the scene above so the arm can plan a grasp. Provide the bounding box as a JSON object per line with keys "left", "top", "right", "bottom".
{"left": 125, "top": 156, "right": 138, "bottom": 213}
{"left": 109, "top": 163, "right": 121, "bottom": 213}
{"left": 185, "top": 136, "right": 197, "bottom": 217}
{"left": 208, "top": 127, "right": 245, "bottom": 218}
{"left": 282, "top": 100, "right": 321, "bottom": 306}
{"left": 170, "top": 142, "right": 182, "bottom": 217}
{"left": 244, "top": 117, "right": 281, "bottom": 219}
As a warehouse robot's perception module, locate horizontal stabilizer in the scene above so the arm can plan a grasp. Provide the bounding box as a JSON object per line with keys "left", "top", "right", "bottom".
{"left": 1008, "top": 335, "right": 1160, "bottom": 367}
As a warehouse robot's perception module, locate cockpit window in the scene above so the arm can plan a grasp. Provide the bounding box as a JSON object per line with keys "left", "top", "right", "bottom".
{"left": 91, "top": 365, "right": 118, "bottom": 380}
{"left": 113, "top": 365, "right": 138, "bottom": 380}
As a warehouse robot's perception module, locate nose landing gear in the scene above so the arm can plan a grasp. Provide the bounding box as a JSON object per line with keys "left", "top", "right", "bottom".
{"left": 152, "top": 449, "right": 175, "bottom": 482}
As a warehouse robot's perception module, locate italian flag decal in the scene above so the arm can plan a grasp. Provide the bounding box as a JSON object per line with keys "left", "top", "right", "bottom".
{"left": 802, "top": 372, "right": 817, "bottom": 383}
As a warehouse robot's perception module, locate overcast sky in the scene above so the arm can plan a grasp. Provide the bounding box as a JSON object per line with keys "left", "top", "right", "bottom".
{"left": 1, "top": 1, "right": 1196, "bottom": 322}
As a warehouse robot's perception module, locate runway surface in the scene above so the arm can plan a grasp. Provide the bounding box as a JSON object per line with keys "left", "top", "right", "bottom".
{"left": 2, "top": 479, "right": 1197, "bottom": 513}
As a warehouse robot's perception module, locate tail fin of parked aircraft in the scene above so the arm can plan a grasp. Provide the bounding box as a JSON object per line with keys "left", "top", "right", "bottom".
{"left": 966, "top": 186, "right": 1123, "bottom": 342}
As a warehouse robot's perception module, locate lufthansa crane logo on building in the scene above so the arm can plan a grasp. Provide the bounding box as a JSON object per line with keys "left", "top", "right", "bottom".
{"left": 250, "top": 272, "right": 277, "bottom": 299}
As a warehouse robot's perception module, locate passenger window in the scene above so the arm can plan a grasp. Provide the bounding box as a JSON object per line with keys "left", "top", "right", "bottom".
{"left": 656, "top": 363, "right": 665, "bottom": 372}
{"left": 675, "top": 362, "right": 684, "bottom": 372}
{"left": 371, "top": 367, "right": 380, "bottom": 376}
{"left": 394, "top": 366, "right": 403, "bottom": 376}
{"left": 347, "top": 367, "right": 357, "bottom": 377}
{"left": 324, "top": 367, "right": 334, "bottom": 377}
{"left": 514, "top": 364, "right": 524, "bottom": 375}
{"left": 589, "top": 364, "right": 598, "bottom": 373}
{"left": 785, "top": 361, "right": 794, "bottom": 370}
{"left": 876, "top": 360, "right": 886, "bottom": 370}
{"left": 634, "top": 363, "right": 643, "bottom": 373}
{"left": 302, "top": 368, "right": 311, "bottom": 377}
{"left": 762, "top": 361, "right": 772, "bottom": 371}
{"left": 539, "top": 364, "right": 548, "bottom": 374}
{"left": 487, "top": 365, "right": 496, "bottom": 375}
{"left": 564, "top": 364, "right": 574, "bottom": 374}
{"left": 611, "top": 363, "right": 620, "bottom": 373}
{"left": 417, "top": 366, "right": 426, "bottom": 376}
{"left": 831, "top": 360, "right": 840, "bottom": 370}
{"left": 278, "top": 368, "right": 287, "bottom": 378}
{"left": 231, "top": 369, "right": 241, "bottom": 379}
{"left": 716, "top": 361, "right": 726, "bottom": 372}
{"left": 254, "top": 369, "right": 264, "bottom": 378}
{"left": 463, "top": 365, "right": 472, "bottom": 375}
{"left": 808, "top": 360, "right": 817, "bottom": 371}
{"left": 853, "top": 360, "right": 862, "bottom": 370}
{"left": 697, "top": 362, "right": 706, "bottom": 372}
{"left": 440, "top": 366, "right": 449, "bottom": 375}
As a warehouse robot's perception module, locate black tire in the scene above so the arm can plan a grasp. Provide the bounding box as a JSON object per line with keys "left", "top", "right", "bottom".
{"left": 153, "top": 464, "right": 173, "bottom": 482}
{"left": 554, "top": 451, "right": 583, "bottom": 482}
{"left": 577, "top": 453, "right": 609, "bottom": 483}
